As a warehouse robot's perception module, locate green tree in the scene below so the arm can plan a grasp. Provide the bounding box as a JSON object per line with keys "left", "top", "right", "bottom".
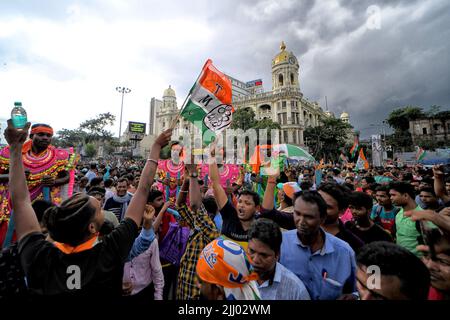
{"left": 55, "top": 128, "right": 87, "bottom": 148}
{"left": 84, "top": 143, "right": 97, "bottom": 158}
{"left": 54, "top": 112, "right": 116, "bottom": 154}
{"left": 387, "top": 106, "right": 424, "bottom": 131}
{"left": 386, "top": 106, "right": 425, "bottom": 152}
{"left": 230, "top": 107, "right": 257, "bottom": 131}
{"left": 426, "top": 105, "right": 441, "bottom": 117}
{"left": 79, "top": 112, "right": 116, "bottom": 143}
{"left": 304, "top": 117, "right": 353, "bottom": 162}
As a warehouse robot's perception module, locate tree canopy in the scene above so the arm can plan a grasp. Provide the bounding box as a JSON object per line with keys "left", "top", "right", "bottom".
{"left": 304, "top": 117, "right": 353, "bottom": 162}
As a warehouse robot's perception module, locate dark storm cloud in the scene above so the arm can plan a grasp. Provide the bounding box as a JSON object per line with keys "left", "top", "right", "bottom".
{"left": 1, "top": 0, "right": 448, "bottom": 139}
{"left": 156, "top": 0, "right": 449, "bottom": 139}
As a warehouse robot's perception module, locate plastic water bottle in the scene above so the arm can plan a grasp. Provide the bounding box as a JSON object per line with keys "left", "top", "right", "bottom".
{"left": 11, "top": 102, "right": 27, "bottom": 129}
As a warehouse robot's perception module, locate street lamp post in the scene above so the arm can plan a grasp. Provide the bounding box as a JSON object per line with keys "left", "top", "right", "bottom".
{"left": 116, "top": 86, "right": 131, "bottom": 140}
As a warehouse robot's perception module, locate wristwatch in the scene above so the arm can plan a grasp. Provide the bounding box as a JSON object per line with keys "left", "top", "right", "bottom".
{"left": 189, "top": 172, "right": 198, "bottom": 178}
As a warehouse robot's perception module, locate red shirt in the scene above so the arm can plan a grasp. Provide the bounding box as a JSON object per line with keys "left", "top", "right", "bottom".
{"left": 428, "top": 286, "right": 445, "bottom": 300}
{"left": 158, "top": 211, "right": 176, "bottom": 244}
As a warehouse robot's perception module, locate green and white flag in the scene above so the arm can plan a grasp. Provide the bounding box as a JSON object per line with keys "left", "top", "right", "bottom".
{"left": 180, "top": 59, "right": 234, "bottom": 145}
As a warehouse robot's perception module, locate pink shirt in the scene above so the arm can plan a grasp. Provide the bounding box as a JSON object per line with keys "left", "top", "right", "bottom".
{"left": 123, "top": 240, "right": 165, "bottom": 299}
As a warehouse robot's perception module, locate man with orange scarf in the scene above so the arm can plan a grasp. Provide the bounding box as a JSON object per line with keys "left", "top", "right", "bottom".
{"left": 0, "top": 123, "right": 77, "bottom": 246}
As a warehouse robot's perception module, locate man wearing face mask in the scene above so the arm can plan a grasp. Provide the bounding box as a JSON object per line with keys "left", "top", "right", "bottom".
{"left": 157, "top": 141, "right": 185, "bottom": 204}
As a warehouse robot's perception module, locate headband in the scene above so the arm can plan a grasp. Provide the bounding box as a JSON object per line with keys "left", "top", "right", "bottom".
{"left": 31, "top": 126, "right": 54, "bottom": 136}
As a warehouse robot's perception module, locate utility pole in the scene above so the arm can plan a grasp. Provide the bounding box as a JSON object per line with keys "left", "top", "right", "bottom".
{"left": 115, "top": 86, "right": 131, "bottom": 140}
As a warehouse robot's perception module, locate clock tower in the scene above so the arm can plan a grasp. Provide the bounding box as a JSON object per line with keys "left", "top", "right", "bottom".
{"left": 271, "top": 41, "right": 300, "bottom": 91}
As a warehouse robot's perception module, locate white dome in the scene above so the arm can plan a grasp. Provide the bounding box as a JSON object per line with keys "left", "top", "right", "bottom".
{"left": 163, "top": 85, "right": 176, "bottom": 98}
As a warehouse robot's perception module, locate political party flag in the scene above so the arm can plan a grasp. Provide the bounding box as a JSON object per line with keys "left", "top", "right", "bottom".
{"left": 356, "top": 148, "right": 369, "bottom": 171}
{"left": 339, "top": 152, "right": 349, "bottom": 164}
{"left": 180, "top": 59, "right": 234, "bottom": 145}
{"left": 415, "top": 146, "right": 427, "bottom": 161}
{"left": 350, "top": 135, "right": 359, "bottom": 159}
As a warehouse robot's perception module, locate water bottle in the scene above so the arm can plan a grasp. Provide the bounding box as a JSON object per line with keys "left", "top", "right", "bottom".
{"left": 11, "top": 102, "right": 27, "bottom": 129}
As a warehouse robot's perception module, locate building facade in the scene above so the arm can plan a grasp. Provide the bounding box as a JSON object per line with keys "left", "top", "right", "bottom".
{"left": 231, "top": 41, "right": 328, "bottom": 146}
{"left": 409, "top": 117, "right": 450, "bottom": 145}
{"left": 152, "top": 42, "right": 339, "bottom": 147}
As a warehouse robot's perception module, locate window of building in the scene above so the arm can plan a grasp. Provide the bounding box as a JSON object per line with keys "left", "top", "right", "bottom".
{"left": 277, "top": 114, "right": 282, "bottom": 124}
{"left": 290, "top": 73, "right": 294, "bottom": 84}
{"left": 423, "top": 128, "right": 427, "bottom": 135}
{"left": 282, "top": 113, "right": 287, "bottom": 124}
{"left": 282, "top": 101, "right": 286, "bottom": 109}
{"left": 433, "top": 124, "right": 440, "bottom": 131}
{"left": 283, "top": 130, "right": 288, "bottom": 142}
{"left": 291, "top": 112, "right": 296, "bottom": 124}
{"left": 293, "top": 130, "right": 297, "bottom": 144}
{"left": 296, "top": 113, "right": 300, "bottom": 124}
{"left": 279, "top": 74, "right": 284, "bottom": 86}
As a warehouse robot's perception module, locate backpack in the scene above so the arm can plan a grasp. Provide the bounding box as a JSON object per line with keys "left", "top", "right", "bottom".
{"left": 159, "top": 222, "right": 189, "bottom": 266}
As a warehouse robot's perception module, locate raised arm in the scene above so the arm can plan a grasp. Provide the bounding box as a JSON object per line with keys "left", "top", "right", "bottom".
{"left": 153, "top": 201, "right": 172, "bottom": 233}
{"left": 5, "top": 121, "right": 41, "bottom": 240}
{"left": 262, "top": 171, "right": 279, "bottom": 210}
{"left": 186, "top": 160, "right": 202, "bottom": 212}
{"left": 208, "top": 141, "right": 228, "bottom": 210}
{"left": 125, "top": 129, "right": 172, "bottom": 226}
{"left": 175, "top": 174, "right": 189, "bottom": 208}
{"left": 433, "top": 165, "right": 450, "bottom": 203}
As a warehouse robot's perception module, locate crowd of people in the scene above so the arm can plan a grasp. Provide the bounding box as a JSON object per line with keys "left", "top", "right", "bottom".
{"left": 1, "top": 120, "right": 450, "bottom": 301}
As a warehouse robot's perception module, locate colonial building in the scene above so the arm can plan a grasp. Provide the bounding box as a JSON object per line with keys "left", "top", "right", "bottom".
{"left": 151, "top": 85, "right": 197, "bottom": 142}
{"left": 151, "top": 41, "right": 341, "bottom": 147}
{"left": 230, "top": 41, "right": 328, "bottom": 146}
{"left": 409, "top": 117, "right": 450, "bottom": 145}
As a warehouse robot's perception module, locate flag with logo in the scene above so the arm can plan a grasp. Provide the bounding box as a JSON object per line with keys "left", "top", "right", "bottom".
{"left": 415, "top": 146, "right": 426, "bottom": 161}
{"left": 180, "top": 59, "right": 234, "bottom": 145}
{"left": 350, "top": 135, "right": 359, "bottom": 159}
{"left": 356, "top": 148, "right": 369, "bottom": 171}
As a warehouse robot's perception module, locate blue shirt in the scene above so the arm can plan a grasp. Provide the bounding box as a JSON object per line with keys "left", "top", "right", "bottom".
{"left": 280, "top": 229, "right": 356, "bottom": 300}
{"left": 258, "top": 262, "right": 310, "bottom": 300}
{"left": 85, "top": 170, "right": 97, "bottom": 183}
{"left": 126, "top": 227, "right": 156, "bottom": 262}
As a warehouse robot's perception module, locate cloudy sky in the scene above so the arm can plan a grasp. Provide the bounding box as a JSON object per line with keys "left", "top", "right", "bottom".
{"left": 1, "top": 0, "right": 449, "bottom": 144}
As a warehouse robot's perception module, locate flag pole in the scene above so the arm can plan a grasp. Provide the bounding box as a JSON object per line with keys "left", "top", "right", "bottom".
{"left": 169, "top": 93, "right": 191, "bottom": 130}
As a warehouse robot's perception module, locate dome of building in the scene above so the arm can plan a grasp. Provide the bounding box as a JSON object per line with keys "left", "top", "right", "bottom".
{"left": 340, "top": 111, "right": 349, "bottom": 119}
{"left": 272, "top": 41, "right": 297, "bottom": 65}
{"left": 325, "top": 111, "right": 335, "bottom": 118}
{"left": 163, "top": 85, "right": 176, "bottom": 98}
